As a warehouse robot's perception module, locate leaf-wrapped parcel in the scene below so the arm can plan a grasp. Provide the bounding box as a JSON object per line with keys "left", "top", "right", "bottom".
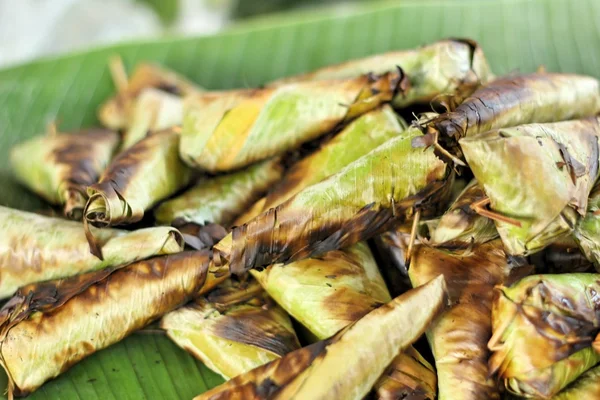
{"left": 179, "top": 71, "right": 408, "bottom": 172}
{"left": 0, "top": 250, "right": 229, "bottom": 397}
{"left": 10, "top": 128, "right": 118, "bottom": 219}
{"left": 155, "top": 158, "right": 284, "bottom": 228}
{"left": 424, "top": 73, "right": 600, "bottom": 143}
{"left": 98, "top": 62, "right": 200, "bottom": 131}
{"left": 430, "top": 179, "right": 498, "bottom": 246}
{"left": 573, "top": 181, "right": 600, "bottom": 270}
{"left": 251, "top": 242, "right": 436, "bottom": 400}
{"left": 84, "top": 130, "right": 193, "bottom": 254}
{"left": 162, "top": 279, "right": 300, "bottom": 380}
{"left": 461, "top": 118, "right": 600, "bottom": 255}
{"left": 214, "top": 126, "right": 451, "bottom": 275}
{"left": 271, "top": 38, "right": 494, "bottom": 109}
{"left": 551, "top": 365, "right": 600, "bottom": 400}
{"left": 488, "top": 274, "right": 600, "bottom": 398}
{"left": 0, "top": 206, "right": 183, "bottom": 299}
{"left": 194, "top": 275, "right": 447, "bottom": 400}
{"left": 409, "top": 240, "right": 530, "bottom": 400}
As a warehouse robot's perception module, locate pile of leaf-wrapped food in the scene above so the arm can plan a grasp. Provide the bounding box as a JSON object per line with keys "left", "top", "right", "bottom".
{"left": 4, "top": 37, "right": 600, "bottom": 399}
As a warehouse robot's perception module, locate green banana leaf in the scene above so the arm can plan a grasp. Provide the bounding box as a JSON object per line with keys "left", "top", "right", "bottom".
{"left": 0, "top": 0, "right": 598, "bottom": 397}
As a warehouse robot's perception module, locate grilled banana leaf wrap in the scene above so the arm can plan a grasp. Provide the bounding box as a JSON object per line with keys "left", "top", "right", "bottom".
{"left": 179, "top": 71, "right": 408, "bottom": 172}
{"left": 573, "top": 181, "right": 600, "bottom": 270}
{"left": 461, "top": 118, "right": 600, "bottom": 256}
{"left": 551, "top": 365, "right": 600, "bottom": 399}
{"left": 84, "top": 130, "right": 193, "bottom": 257}
{"left": 0, "top": 206, "right": 183, "bottom": 299}
{"left": 162, "top": 279, "right": 300, "bottom": 380}
{"left": 214, "top": 126, "right": 452, "bottom": 275}
{"left": 10, "top": 128, "right": 119, "bottom": 219}
{"left": 194, "top": 275, "right": 447, "bottom": 400}
{"left": 488, "top": 274, "right": 600, "bottom": 398}
{"left": 271, "top": 38, "right": 494, "bottom": 109}
{"left": 409, "top": 240, "right": 531, "bottom": 400}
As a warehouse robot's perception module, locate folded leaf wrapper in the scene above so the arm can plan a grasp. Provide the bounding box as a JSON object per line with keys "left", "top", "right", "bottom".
{"left": 155, "top": 158, "right": 284, "bottom": 227}
{"left": 461, "top": 118, "right": 600, "bottom": 256}
{"left": 214, "top": 126, "right": 451, "bottom": 275}
{"left": 0, "top": 250, "right": 231, "bottom": 397}
{"left": 98, "top": 62, "right": 200, "bottom": 131}
{"left": 573, "top": 181, "right": 600, "bottom": 269}
{"left": 409, "top": 240, "right": 530, "bottom": 400}
{"left": 10, "top": 128, "right": 119, "bottom": 219}
{"left": 0, "top": 206, "right": 183, "bottom": 299}
{"left": 426, "top": 73, "right": 600, "bottom": 143}
{"left": 180, "top": 71, "right": 408, "bottom": 172}
{"left": 162, "top": 279, "right": 300, "bottom": 380}
{"left": 271, "top": 38, "right": 494, "bottom": 109}
{"left": 551, "top": 364, "right": 600, "bottom": 400}
{"left": 85, "top": 130, "right": 192, "bottom": 254}
{"left": 430, "top": 179, "right": 498, "bottom": 246}
{"left": 195, "top": 275, "right": 447, "bottom": 400}
{"left": 488, "top": 273, "right": 600, "bottom": 398}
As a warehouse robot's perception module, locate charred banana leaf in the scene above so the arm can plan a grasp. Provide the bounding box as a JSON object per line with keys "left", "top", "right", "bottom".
{"left": 573, "top": 181, "right": 600, "bottom": 269}
{"left": 214, "top": 127, "right": 451, "bottom": 275}
{"left": 0, "top": 250, "right": 230, "bottom": 397}
{"left": 85, "top": 130, "right": 192, "bottom": 254}
{"left": 425, "top": 73, "right": 600, "bottom": 143}
{"left": 263, "top": 105, "right": 406, "bottom": 210}
{"left": 194, "top": 274, "right": 447, "bottom": 400}
{"left": 371, "top": 227, "right": 415, "bottom": 297}
{"left": 0, "top": 206, "right": 183, "bottom": 299}
{"left": 271, "top": 38, "right": 493, "bottom": 109}
{"left": 162, "top": 279, "right": 300, "bottom": 379}
{"left": 461, "top": 118, "right": 600, "bottom": 256}
{"left": 180, "top": 72, "right": 408, "bottom": 172}
{"left": 551, "top": 365, "right": 600, "bottom": 399}
{"left": 409, "top": 240, "right": 530, "bottom": 400}
{"left": 10, "top": 128, "right": 118, "bottom": 219}
{"left": 98, "top": 61, "right": 200, "bottom": 130}
{"left": 251, "top": 242, "right": 391, "bottom": 340}
{"left": 489, "top": 273, "right": 600, "bottom": 399}
{"left": 155, "top": 158, "right": 284, "bottom": 228}
{"left": 430, "top": 179, "right": 498, "bottom": 246}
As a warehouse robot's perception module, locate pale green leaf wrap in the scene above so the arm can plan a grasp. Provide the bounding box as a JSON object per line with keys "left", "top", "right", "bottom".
{"left": 430, "top": 179, "right": 498, "bottom": 246}
{"left": 0, "top": 205, "right": 184, "bottom": 299}
{"left": 10, "top": 129, "right": 119, "bottom": 219}
{"left": 195, "top": 275, "right": 447, "bottom": 400}
{"left": 0, "top": 250, "right": 225, "bottom": 398}
{"left": 162, "top": 279, "right": 300, "bottom": 380}
{"left": 180, "top": 71, "right": 407, "bottom": 172}
{"left": 573, "top": 182, "right": 600, "bottom": 270}
{"left": 489, "top": 274, "right": 600, "bottom": 398}
{"left": 551, "top": 365, "right": 600, "bottom": 400}
{"left": 121, "top": 88, "right": 184, "bottom": 149}
{"left": 409, "top": 240, "right": 530, "bottom": 400}
{"left": 155, "top": 158, "right": 284, "bottom": 227}
{"left": 214, "top": 127, "right": 451, "bottom": 275}
{"left": 262, "top": 105, "right": 407, "bottom": 211}
{"left": 461, "top": 118, "right": 600, "bottom": 256}
{"left": 85, "top": 130, "right": 193, "bottom": 230}
{"left": 271, "top": 38, "right": 494, "bottom": 109}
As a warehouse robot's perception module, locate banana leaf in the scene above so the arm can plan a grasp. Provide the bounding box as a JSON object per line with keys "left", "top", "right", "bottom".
{"left": 0, "top": 206, "right": 183, "bottom": 299}
{"left": 409, "top": 240, "right": 531, "bottom": 400}
{"left": 460, "top": 117, "right": 600, "bottom": 256}
{"left": 84, "top": 130, "right": 193, "bottom": 256}
{"left": 573, "top": 181, "right": 600, "bottom": 269}
{"left": 262, "top": 105, "right": 406, "bottom": 210}
{"left": 529, "top": 239, "right": 594, "bottom": 274}
{"left": 121, "top": 88, "right": 184, "bottom": 149}
{"left": 0, "top": 250, "right": 230, "bottom": 397}
{"left": 98, "top": 62, "right": 200, "bottom": 131}
{"left": 10, "top": 128, "right": 119, "bottom": 219}
{"left": 551, "top": 365, "right": 600, "bottom": 399}
{"left": 371, "top": 227, "right": 414, "bottom": 297}
{"left": 271, "top": 38, "right": 494, "bottom": 109}
{"left": 430, "top": 179, "right": 498, "bottom": 246}
{"left": 214, "top": 126, "right": 452, "bottom": 275}
{"left": 179, "top": 71, "right": 408, "bottom": 172}
{"left": 488, "top": 273, "right": 600, "bottom": 398}
{"left": 155, "top": 158, "right": 283, "bottom": 228}
{"left": 424, "top": 73, "right": 600, "bottom": 144}
{"left": 162, "top": 279, "right": 300, "bottom": 380}
{"left": 194, "top": 274, "right": 447, "bottom": 400}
